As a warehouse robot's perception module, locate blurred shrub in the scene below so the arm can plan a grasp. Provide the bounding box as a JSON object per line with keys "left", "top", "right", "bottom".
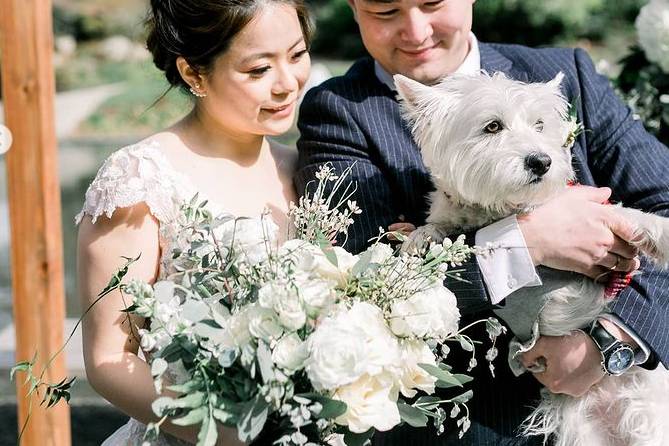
{"left": 309, "top": 0, "right": 645, "bottom": 58}
{"left": 310, "top": 0, "right": 366, "bottom": 59}
{"left": 53, "top": 4, "right": 146, "bottom": 41}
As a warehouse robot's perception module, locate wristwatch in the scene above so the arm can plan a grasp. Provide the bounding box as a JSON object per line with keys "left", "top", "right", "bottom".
{"left": 588, "top": 319, "right": 637, "bottom": 376}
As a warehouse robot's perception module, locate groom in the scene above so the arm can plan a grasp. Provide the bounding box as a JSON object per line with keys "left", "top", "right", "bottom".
{"left": 296, "top": 0, "right": 669, "bottom": 444}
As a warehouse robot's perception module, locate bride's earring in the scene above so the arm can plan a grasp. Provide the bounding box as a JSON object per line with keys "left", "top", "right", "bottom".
{"left": 189, "top": 83, "right": 207, "bottom": 98}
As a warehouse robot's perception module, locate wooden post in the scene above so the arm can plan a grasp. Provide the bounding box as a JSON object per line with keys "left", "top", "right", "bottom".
{"left": 0, "top": 0, "right": 71, "bottom": 444}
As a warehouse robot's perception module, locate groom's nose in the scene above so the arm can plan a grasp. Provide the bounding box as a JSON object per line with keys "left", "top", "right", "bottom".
{"left": 399, "top": 10, "right": 433, "bottom": 45}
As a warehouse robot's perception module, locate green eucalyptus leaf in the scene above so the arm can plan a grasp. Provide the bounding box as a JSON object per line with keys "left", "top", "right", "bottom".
{"left": 414, "top": 396, "right": 441, "bottom": 410}
{"left": 237, "top": 395, "right": 269, "bottom": 442}
{"left": 256, "top": 342, "right": 274, "bottom": 383}
{"left": 351, "top": 250, "right": 372, "bottom": 276}
{"left": 316, "top": 230, "right": 338, "bottom": 267}
{"left": 458, "top": 337, "right": 474, "bottom": 352}
{"left": 418, "top": 363, "right": 462, "bottom": 388}
{"left": 343, "top": 428, "right": 375, "bottom": 446}
{"left": 197, "top": 409, "right": 218, "bottom": 446}
{"left": 397, "top": 402, "right": 429, "bottom": 427}
{"left": 172, "top": 407, "right": 207, "bottom": 426}
{"left": 152, "top": 396, "right": 176, "bottom": 416}
{"left": 295, "top": 393, "right": 347, "bottom": 419}
{"left": 452, "top": 390, "right": 474, "bottom": 404}
{"left": 151, "top": 358, "right": 168, "bottom": 377}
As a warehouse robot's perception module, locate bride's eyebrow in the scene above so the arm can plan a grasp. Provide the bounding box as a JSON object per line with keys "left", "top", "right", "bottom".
{"left": 239, "top": 36, "right": 306, "bottom": 65}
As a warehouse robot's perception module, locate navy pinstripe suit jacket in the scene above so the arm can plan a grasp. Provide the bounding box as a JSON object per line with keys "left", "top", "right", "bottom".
{"left": 296, "top": 43, "right": 669, "bottom": 444}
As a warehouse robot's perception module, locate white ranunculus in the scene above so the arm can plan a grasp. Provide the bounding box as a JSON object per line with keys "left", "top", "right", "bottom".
{"left": 257, "top": 280, "right": 307, "bottom": 331}
{"left": 389, "top": 282, "right": 460, "bottom": 339}
{"left": 396, "top": 339, "right": 438, "bottom": 398}
{"left": 636, "top": 0, "right": 669, "bottom": 73}
{"left": 214, "top": 216, "right": 278, "bottom": 265}
{"left": 278, "top": 239, "right": 318, "bottom": 272}
{"left": 345, "top": 302, "right": 401, "bottom": 376}
{"left": 297, "top": 275, "right": 337, "bottom": 318}
{"left": 311, "top": 246, "right": 358, "bottom": 285}
{"left": 306, "top": 302, "right": 400, "bottom": 391}
{"left": 333, "top": 372, "right": 401, "bottom": 433}
{"left": 222, "top": 310, "right": 252, "bottom": 348}
{"left": 365, "top": 243, "right": 394, "bottom": 265}
{"left": 271, "top": 333, "right": 309, "bottom": 373}
{"left": 246, "top": 304, "right": 283, "bottom": 341}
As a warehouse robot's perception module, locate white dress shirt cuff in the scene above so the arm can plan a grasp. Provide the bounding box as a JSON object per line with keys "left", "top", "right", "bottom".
{"left": 598, "top": 313, "right": 651, "bottom": 365}
{"left": 475, "top": 215, "right": 542, "bottom": 305}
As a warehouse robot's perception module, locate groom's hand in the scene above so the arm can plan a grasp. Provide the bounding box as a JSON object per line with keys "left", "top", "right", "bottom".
{"left": 520, "top": 331, "right": 605, "bottom": 397}
{"left": 518, "top": 186, "right": 640, "bottom": 280}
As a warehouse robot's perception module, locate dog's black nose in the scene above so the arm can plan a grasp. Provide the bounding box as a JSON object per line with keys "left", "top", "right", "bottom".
{"left": 524, "top": 152, "right": 552, "bottom": 176}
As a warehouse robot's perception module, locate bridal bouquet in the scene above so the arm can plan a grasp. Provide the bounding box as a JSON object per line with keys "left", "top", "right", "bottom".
{"left": 615, "top": 0, "right": 669, "bottom": 142}
{"left": 15, "top": 165, "right": 504, "bottom": 446}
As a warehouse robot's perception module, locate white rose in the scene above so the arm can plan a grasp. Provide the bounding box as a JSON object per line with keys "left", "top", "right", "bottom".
{"left": 637, "top": 0, "right": 669, "bottom": 73}
{"left": 215, "top": 217, "right": 278, "bottom": 265}
{"left": 306, "top": 302, "right": 400, "bottom": 391}
{"left": 389, "top": 282, "right": 460, "bottom": 339}
{"left": 247, "top": 304, "right": 283, "bottom": 341}
{"left": 396, "top": 339, "right": 438, "bottom": 398}
{"left": 271, "top": 333, "right": 308, "bottom": 373}
{"left": 333, "top": 372, "right": 401, "bottom": 433}
{"left": 305, "top": 312, "right": 369, "bottom": 390}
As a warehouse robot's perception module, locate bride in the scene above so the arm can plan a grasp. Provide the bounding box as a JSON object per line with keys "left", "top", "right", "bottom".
{"left": 76, "top": 0, "right": 313, "bottom": 444}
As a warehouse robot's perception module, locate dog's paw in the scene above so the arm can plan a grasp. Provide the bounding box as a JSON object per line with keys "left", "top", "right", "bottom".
{"left": 400, "top": 224, "right": 445, "bottom": 254}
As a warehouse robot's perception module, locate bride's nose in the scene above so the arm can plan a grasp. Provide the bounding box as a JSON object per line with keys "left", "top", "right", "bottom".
{"left": 271, "top": 64, "right": 299, "bottom": 96}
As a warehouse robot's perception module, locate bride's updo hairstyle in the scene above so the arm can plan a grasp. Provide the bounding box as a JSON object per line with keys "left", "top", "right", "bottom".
{"left": 146, "top": 0, "right": 313, "bottom": 91}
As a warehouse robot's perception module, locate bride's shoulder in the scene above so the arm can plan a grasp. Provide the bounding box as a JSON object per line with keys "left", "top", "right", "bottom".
{"left": 75, "top": 133, "right": 191, "bottom": 225}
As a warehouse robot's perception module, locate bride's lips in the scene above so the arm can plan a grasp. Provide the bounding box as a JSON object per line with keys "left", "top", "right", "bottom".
{"left": 262, "top": 101, "right": 296, "bottom": 119}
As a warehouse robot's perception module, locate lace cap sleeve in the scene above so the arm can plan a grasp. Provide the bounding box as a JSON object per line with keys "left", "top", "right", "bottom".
{"left": 75, "top": 141, "right": 191, "bottom": 225}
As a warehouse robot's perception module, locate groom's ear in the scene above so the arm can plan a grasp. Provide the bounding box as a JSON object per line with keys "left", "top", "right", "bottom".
{"left": 393, "top": 74, "right": 433, "bottom": 113}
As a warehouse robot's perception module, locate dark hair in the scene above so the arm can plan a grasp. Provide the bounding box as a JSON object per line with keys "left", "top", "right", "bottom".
{"left": 146, "top": 0, "right": 313, "bottom": 90}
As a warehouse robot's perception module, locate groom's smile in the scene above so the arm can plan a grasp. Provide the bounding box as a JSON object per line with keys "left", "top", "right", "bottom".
{"left": 347, "top": 0, "right": 476, "bottom": 84}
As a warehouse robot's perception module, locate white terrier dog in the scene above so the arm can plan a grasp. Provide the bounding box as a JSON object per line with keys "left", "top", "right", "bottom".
{"left": 394, "top": 71, "right": 669, "bottom": 446}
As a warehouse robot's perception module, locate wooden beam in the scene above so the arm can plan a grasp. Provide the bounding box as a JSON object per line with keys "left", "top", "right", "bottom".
{"left": 0, "top": 0, "right": 71, "bottom": 444}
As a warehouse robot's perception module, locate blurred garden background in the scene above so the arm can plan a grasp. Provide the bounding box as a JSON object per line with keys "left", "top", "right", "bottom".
{"left": 0, "top": 0, "right": 657, "bottom": 444}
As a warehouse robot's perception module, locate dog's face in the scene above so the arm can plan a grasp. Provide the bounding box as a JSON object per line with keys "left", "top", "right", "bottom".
{"left": 395, "top": 72, "right": 575, "bottom": 212}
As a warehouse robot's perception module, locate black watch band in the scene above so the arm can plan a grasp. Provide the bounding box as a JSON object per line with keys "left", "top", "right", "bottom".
{"left": 588, "top": 319, "right": 637, "bottom": 376}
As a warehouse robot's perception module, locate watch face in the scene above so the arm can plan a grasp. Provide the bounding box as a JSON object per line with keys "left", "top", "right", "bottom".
{"left": 607, "top": 347, "right": 635, "bottom": 375}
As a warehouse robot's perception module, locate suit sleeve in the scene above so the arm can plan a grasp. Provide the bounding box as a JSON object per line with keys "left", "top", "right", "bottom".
{"left": 575, "top": 48, "right": 669, "bottom": 367}
{"left": 295, "top": 85, "right": 494, "bottom": 315}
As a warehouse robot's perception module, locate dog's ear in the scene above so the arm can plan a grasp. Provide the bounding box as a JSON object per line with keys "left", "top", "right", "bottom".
{"left": 393, "top": 74, "right": 433, "bottom": 112}
{"left": 546, "top": 72, "right": 565, "bottom": 93}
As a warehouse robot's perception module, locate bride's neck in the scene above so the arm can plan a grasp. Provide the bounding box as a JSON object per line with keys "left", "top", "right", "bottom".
{"left": 176, "top": 107, "right": 268, "bottom": 165}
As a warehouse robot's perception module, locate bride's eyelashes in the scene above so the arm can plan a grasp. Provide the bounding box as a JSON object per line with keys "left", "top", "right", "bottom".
{"left": 246, "top": 48, "right": 309, "bottom": 78}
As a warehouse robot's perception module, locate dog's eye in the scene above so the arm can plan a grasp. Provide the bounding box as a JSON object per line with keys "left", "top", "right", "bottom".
{"left": 535, "top": 119, "right": 545, "bottom": 132}
{"left": 484, "top": 120, "right": 503, "bottom": 134}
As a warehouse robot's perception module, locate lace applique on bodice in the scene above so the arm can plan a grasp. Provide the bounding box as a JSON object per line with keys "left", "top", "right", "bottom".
{"left": 75, "top": 140, "right": 195, "bottom": 226}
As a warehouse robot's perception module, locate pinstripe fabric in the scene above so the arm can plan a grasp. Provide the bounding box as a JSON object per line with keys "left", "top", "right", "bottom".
{"left": 295, "top": 43, "right": 669, "bottom": 443}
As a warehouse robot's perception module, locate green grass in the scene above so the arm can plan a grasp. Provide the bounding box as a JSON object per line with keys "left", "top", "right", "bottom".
{"left": 76, "top": 72, "right": 190, "bottom": 139}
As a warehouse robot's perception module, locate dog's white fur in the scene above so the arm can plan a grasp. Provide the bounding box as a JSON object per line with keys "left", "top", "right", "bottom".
{"left": 395, "top": 71, "right": 669, "bottom": 446}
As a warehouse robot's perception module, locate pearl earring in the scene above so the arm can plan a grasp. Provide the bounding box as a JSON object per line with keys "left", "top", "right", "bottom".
{"left": 189, "top": 84, "right": 207, "bottom": 98}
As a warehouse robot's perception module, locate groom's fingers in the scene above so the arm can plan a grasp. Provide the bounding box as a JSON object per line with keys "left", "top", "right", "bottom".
{"left": 388, "top": 222, "right": 416, "bottom": 233}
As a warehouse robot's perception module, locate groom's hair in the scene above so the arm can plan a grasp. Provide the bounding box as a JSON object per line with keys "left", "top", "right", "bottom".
{"left": 145, "top": 0, "right": 314, "bottom": 91}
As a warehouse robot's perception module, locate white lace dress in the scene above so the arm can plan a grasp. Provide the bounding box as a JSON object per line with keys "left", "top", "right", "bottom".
{"left": 76, "top": 140, "right": 211, "bottom": 446}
